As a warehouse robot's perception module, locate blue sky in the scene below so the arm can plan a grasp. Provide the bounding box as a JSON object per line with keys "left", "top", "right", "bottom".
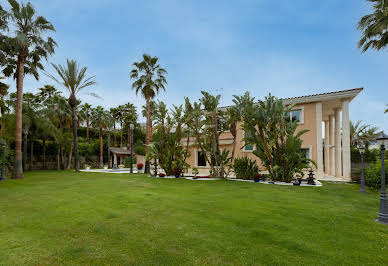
{"left": 4, "top": 0, "right": 388, "bottom": 131}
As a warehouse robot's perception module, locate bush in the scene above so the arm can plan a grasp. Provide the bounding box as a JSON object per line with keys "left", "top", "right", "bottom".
{"left": 125, "top": 157, "right": 137, "bottom": 168}
{"left": 364, "top": 160, "right": 388, "bottom": 189}
{"left": 351, "top": 147, "right": 380, "bottom": 163}
{"left": 352, "top": 160, "right": 388, "bottom": 189}
{"left": 135, "top": 144, "right": 145, "bottom": 155}
{"left": 233, "top": 157, "right": 259, "bottom": 180}
{"left": 137, "top": 163, "right": 143, "bottom": 169}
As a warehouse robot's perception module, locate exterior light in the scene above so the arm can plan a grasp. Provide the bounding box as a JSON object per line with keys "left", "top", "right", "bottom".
{"left": 376, "top": 132, "right": 388, "bottom": 148}
{"left": 357, "top": 142, "right": 366, "bottom": 155}
{"left": 357, "top": 141, "right": 366, "bottom": 193}
{"left": 376, "top": 132, "right": 388, "bottom": 224}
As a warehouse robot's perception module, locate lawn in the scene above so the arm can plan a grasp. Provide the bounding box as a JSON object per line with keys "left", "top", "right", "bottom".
{"left": 0, "top": 171, "right": 387, "bottom": 265}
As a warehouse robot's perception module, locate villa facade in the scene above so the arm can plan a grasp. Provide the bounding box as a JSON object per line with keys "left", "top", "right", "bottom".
{"left": 183, "top": 88, "right": 363, "bottom": 180}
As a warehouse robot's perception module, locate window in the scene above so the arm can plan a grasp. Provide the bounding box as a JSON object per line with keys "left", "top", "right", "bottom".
{"left": 288, "top": 109, "right": 303, "bottom": 123}
{"left": 196, "top": 151, "right": 207, "bottom": 167}
{"left": 301, "top": 148, "right": 310, "bottom": 159}
{"left": 244, "top": 132, "right": 254, "bottom": 151}
{"left": 288, "top": 109, "right": 302, "bottom": 122}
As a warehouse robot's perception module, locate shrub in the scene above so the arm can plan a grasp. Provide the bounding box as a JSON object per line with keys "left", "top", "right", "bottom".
{"left": 233, "top": 156, "right": 259, "bottom": 180}
{"left": 125, "top": 157, "right": 137, "bottom": 168}
{"left": 137, "top": 163, "right": 144, "bottom": 169}
{"left": 364, "top": 160, "right": 388, "bottom": 189}
{"left": 352, "top": 160, "right": 388, "bottom": 189}
{"left": 158, "top": 173, "right": 165, "bottom": 177}
{"left": 135, "top": 144, "right": 146, "bottom": 155}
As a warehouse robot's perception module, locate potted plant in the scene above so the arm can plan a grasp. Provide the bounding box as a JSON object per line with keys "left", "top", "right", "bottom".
{"left": 253, "top": 173, "right": 261, "bottom": 183}
{"left": 158, "top": 173, "right": 165, "bottom": 177}
{"left": 137, "top": 163, "right": 144, "bottom": 170}
{"left": 173, "top": 168, "right": 182, "bottom": 178}
{"left": 296, "top": 172, "right": 303, "bottom": 185}
{"left": 103, "top": 165, "right": 108, "bottom": 170}
{"left": 85, "top": 164, "right": 91, "bottom": 170}
{"left": 192, "top": 167, "right": 199, "bottom": 179}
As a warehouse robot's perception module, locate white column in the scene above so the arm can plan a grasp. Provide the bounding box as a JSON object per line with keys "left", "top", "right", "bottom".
{"left": 113, "top": 154, "right": 117, "bottom": 167}
{"left": 329, "top": 115, "right": 335, "bottom": 176}
{"left": 316, "top": 102, "right": 323, "bottom": 178}
{"left": 335, "top": 109, "right": 342, "bottom": 177}
{"left": 342, "top": 100, "right": 351, "bottom": 180}
{"left": 324, "top": 120, "right": 330, "bottom": 174}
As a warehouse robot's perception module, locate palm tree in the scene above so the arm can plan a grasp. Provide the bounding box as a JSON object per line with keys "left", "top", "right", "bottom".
{"left": 46, "top": 59, "right": 96, "bottom": 172}
{"left": 21, "top": 93, "right": 39, "bottom": 171}
{"left": 46, "top": 94, "right": 72, "bottom": 169}
{"left": 123, "top": 103, "right": 137, "bottom": 148}
{"left": 350, "top": 120, "right": 380, "bottom": 147}
{"left": 110, "top": 107, "right": 119, "bottom": 147}
{"left": 358, "top": 0, "right": 388, "bottom": 52}
{"left": 36, "top": 115, "right": 55, "bottom": 170}
{"left": 0, "top": 79, "right": 9, "bottom": 137}
{"left": 0, "top": 0, "right": 56, "bottom": 178}
{"left": 130, "top": 54, "right": 167, "bottom": 173}
{"left": 37, "top": 85, "right": 60, "bottom": 103}
{"left": 80, "top": 103, "right": 92, "bottom": 143}
{"left": 116, "top": 105, "right": 126, "bottom": 148}
{"left": 91, "top": 106, "right": 108, "bottom": 168}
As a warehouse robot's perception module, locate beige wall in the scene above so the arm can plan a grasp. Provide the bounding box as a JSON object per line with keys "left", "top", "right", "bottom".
{"left": 184, "top": 102, "right": 319, "bottom": 175}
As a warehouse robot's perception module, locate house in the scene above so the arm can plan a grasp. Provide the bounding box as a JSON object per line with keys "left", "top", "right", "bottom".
{"left": 182, "top": 88, "right": 363, "bottom": 180}
{"left": 110, "top": 147, "right": 145, "bottom": 168}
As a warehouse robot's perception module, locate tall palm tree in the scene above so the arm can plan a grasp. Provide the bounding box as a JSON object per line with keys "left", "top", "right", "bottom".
{"left": 80, "top": 103, "right": 92, "bottom": 143}
{"left": 110, "top": 107, "right": 118, "bottom": 147}
{"left": 123, "top": 103, "right": 137, "bottom": 148}
{"left": 358, "top": 0, "right": 388, "bottom": 52}
{"left": 116, "top": 105, "right": 125, "bottom": 148}
{"left": 0, "top": 0, "right": 56, "bottom": 178}
{"left": 130, "top": 54, "right": 167, "bottom": 173}
{"left": 46, "top": 59, "right": 96, "bottom": 172}
{"left": 91, "top": 106, "right": 109, "bottom": 168}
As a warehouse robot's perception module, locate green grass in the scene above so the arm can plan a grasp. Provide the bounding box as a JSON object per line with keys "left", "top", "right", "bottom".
{"left": 0, "top": 171, "right": 387, "bottom": 265}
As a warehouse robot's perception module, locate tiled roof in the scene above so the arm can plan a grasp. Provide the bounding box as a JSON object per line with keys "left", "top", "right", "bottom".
{"left": 282, "top": 88, "right": 363, "bottom": 101}
{"left": 219, "top": 88, "right": 363, "bottom": 109}
{"left": 109, "top": 147, "right": 132, "bottom": 155}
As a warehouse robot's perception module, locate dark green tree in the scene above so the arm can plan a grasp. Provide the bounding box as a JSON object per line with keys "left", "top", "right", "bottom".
{"left": 0, "top": 0, "right": 56, "bottom": 178}
{"left": 46, "top": 59, "right": 96, "bottom": 172}
{"left": 130, "top": 54, "right": 167, "bottom": 173}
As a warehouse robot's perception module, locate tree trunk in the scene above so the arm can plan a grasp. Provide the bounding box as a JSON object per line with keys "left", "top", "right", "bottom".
{"left": 226, "top": 122, "right": 237, "bottom": 178}
{"left": 120, "top": 122, "right": 123, "bottom": 148}
{"left": 60, "top": 145, "right": 64, "bottom": 169}
{"left": 57, "top": 146, "right": 60, "bottom": 170}
{"left": 113, "top": 123, "right": 116, "bottom": 147}
{"left": 43, "top": 138, "right": 46, "bottom": 170}
{"left": 30, "top": 138, "right": 34, "bottom": 171}
{"left": 12, "top": 57, "right": 26, "bottom": 179}
{"left": 107, "top": 131, "right": 111, "bottom": 167}
{"left": 23, "top": 132, "right": 27, "bottom": 171}
{"left": 145, "top": 97, "right": 151, "bottom": 174}
{"left": 66, "top": 145, "right": 73, "bottom": 169}
{"left": 70, "top": 95, "right": 80, "bottom": 172}
{"left": 86, "top": 118, "right": 89, "bottom": 143}
{"left": 62, "top": 147, "right": 67, "bottom": 170}
{"left": 1, "top": 103, "right": 5, "bottom": 137}
{"left": 99, "top": 126, "right": 103, "bottom": 168}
